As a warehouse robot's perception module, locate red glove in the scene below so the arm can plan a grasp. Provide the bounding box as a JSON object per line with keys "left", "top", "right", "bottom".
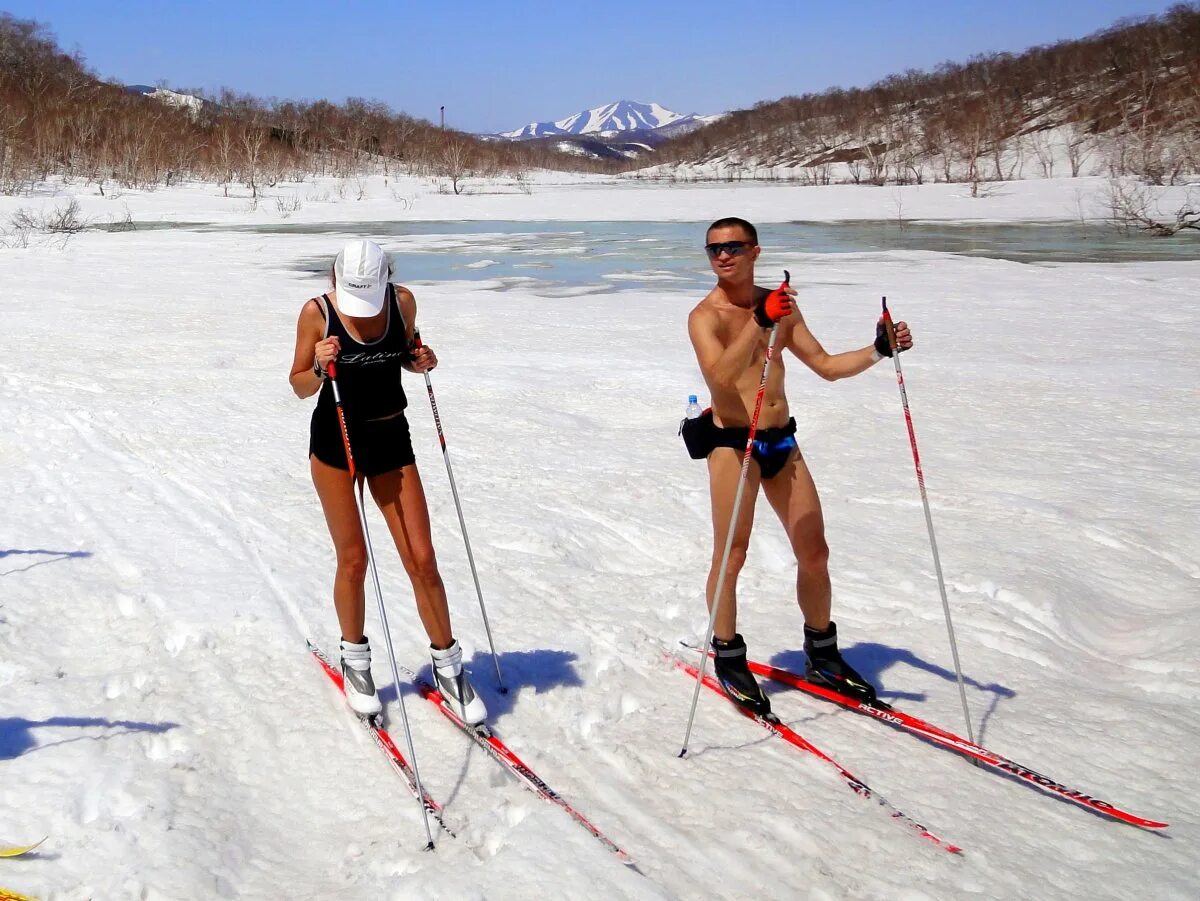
{"left": 754, "top": 278, "right": 794, "bottom": 328}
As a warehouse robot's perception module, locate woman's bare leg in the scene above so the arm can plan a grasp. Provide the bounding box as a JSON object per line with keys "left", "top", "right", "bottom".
{"left": 368, "top": 464, "right": 454, "bottom": 649}
{"left": 310, "top": 456, "right": 369, "bottom": 642}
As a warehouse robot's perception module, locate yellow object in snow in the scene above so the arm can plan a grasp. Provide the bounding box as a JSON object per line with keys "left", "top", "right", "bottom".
{"left": 0, "top": 839, "right": 44, "bottom": 859}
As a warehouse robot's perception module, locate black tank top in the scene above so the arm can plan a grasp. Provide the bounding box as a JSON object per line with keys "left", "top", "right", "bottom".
{"left": 314, "top": 285, "right": 410, "bottom": 423}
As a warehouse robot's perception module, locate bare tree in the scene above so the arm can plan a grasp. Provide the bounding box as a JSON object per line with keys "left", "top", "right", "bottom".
{"left": 1028, "top": 125, "right": 1056, "bottom": 178}
{"left": 239, "top": 124, "right": 268, "bottom": 200}
{"left": 1064, "top": 121, "right": 1094, "bottom": 178}
{"left": 438, "top": 137, "right": 472, "bottom": 194}
{"left": 1108, "top": 177, "right": 1200, "bottom": 235}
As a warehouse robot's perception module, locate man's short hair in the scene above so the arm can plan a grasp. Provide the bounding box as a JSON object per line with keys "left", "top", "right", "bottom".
{"left": 706, "top": 217, "right": 758, "bottom": 245}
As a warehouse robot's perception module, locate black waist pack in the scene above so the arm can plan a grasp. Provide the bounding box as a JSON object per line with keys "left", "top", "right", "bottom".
{"left": 680, "top": 408, "right": 715, "bottom": 459}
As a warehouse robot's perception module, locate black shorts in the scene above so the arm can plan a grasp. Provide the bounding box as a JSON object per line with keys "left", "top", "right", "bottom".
{"left": 681, "top": 410, "right": 799, "bottom": 480}
{"left": 309, "top": 407, "right": 416, "bottom": 477}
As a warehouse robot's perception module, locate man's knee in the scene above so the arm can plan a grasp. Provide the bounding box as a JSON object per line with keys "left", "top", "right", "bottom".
{"left": 796, "top": 538, "right": 830, "bottom": 575}
{"left": 714, "top": 542, "right": 750, "bottom": 574}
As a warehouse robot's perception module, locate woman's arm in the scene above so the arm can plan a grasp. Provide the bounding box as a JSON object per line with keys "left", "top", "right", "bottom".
{"left": 396, "top": 285, "right": 437, "bottom": 374}
{"left": 289, "top": 299, "right": 339, "bottom": 398}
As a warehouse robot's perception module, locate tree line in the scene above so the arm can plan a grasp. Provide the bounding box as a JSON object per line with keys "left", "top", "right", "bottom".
{"left": 0, "top": 13, "right": 611, "bottom": 197}
{"left": 645, "top": 4, "right": 1200, "bottom": 189}
{"left": 3, "top": 7, "right": 1198, "bottom": 197}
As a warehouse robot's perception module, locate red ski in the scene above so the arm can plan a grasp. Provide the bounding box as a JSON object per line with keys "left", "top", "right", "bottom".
{"left": 683, "top": 641, "right": 1167, "bottom": 830}
{"left": 392, "top": 659, "right": 639, "bottom": 870}
{"left": 674, "top": 656, "right": 962, "bottom": 853}
{"left": 308, "top": 641, "right": 454, "bottom": 838}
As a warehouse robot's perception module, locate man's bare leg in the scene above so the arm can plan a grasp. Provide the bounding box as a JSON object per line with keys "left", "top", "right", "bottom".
{"left": 704, "top": 447, "right": 773, "bottom": 714}
{"left": 760, "top": 451, "right": 831, "bottom": 629}
{"left": 762, "top": 451, "right": 876, "bottom": 701}
{"left": 705, "top": 448, "right": 762, "bottom": 642}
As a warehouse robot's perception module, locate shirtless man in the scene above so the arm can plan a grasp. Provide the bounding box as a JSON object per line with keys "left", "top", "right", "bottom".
{"left": 686, "top": 217, "right": 912, "bottom": 714}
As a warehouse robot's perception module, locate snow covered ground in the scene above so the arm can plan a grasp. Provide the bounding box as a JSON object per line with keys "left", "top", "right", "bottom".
{"left": 5, "top": 170, "right": 1198, "bottom": 229}
{"left": 1, "top": 174, "right": 1197, "bottom": 899}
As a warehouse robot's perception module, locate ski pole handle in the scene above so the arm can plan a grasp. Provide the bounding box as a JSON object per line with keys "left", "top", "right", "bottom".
{"left": 881, "top": 297, "right": 899, "bottom": 353}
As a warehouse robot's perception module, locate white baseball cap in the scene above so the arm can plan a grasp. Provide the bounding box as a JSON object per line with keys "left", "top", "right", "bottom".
{"left": 334, "top": 240, "right": 391, "bottom": 317}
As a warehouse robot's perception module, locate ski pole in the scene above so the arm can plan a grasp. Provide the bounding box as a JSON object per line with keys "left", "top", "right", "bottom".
{"left": 327, "top": 360, "right": 438, "bottom": 850}
{"left": 880, "top": 298, "right": 976, "bottom": 744}
{"left": 412, "top": 330, "right": 507, "bottom": 694}
{"left": 680, "top": 271, "right": 789, "bottom": 757}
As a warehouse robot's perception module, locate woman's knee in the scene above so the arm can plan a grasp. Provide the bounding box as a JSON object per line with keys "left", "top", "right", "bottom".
{"left": 404, "top": 547, "right": 442, "bottom": 587}
{"left": 335, "top": 544, "right": 369, "bottom": 582}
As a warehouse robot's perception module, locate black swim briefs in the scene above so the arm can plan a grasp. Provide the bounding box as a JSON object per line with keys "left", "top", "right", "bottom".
{"left": 681, "top": 410, "right": 799, "bottom": 479}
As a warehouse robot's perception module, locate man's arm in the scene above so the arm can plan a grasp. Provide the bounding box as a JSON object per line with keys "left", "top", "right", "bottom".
{"left": 787, "top": 315, "right": 914, "bottom": 381}
{"left": 785, "top": 315, "right": 879, "bottom": 382}
{"left": 688, "top": 305, "right": 765, "bottom": 390}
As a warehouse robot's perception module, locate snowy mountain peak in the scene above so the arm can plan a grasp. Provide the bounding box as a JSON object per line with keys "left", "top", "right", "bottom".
{"left": 126, "top": 85, "right": 209, "bottom": 118}
{"left": 501, "top": 100, "right": 690, "bottom": 139}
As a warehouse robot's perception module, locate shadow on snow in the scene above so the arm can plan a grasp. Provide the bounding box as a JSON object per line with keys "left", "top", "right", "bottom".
{"left": 378, "top": 647, "right": 583, "bottom": 722}
{"left": 770, "top": 641, "right": 1015, "bottom": 744}
{"left": 0, "top": 716, "right": 179, "bottom": 761}
{"left": 0, "top": 548, "right": 93, "bottom": 577}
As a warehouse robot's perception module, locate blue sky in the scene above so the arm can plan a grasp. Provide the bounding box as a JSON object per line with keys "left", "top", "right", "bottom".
{"left": 7, "top": 0, "right": 1185, "bottom": 133}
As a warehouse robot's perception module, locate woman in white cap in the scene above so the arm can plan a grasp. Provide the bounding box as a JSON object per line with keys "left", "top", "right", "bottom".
{"left": 289, "top": 239, "right": 487, "bottom": 725}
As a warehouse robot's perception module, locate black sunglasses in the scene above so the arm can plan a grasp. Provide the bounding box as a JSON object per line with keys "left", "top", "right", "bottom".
{"left": 705, "top": 241, "right": 753, "bottom": 258}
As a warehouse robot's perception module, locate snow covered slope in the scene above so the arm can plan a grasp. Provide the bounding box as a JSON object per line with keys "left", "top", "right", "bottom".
{"left": 1, "top": 176, "right": 1196, "bottom": 900}
{"left": 125, "top": 84, "right": 209, "bottom": 118}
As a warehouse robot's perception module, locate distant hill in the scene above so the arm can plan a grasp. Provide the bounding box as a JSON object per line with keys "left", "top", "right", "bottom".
{"left": 642, "top": 4, "right": 1200, "bottom": 186}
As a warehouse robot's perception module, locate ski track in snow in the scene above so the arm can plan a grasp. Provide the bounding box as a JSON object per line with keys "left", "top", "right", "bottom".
{"left": 1, "top": 179, "right": 1197, "bottom": 899}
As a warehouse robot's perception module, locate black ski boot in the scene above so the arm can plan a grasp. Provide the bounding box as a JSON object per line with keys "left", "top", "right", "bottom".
{"left": 712, "top": 633, "right": 772, "bottom": 716}
{"left": 804, "top": 621, "right": 878, "bottom": 704}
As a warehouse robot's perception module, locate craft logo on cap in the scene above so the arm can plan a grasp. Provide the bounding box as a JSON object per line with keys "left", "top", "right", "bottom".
{"left": 335, "top": 239, "right": 390, "bottom": 317}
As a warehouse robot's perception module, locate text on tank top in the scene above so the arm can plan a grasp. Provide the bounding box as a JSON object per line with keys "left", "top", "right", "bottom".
{"left": 315, "top": 284, "right": 411, "bottom": 422}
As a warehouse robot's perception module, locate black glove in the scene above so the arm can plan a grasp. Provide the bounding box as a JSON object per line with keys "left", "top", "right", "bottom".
{"left": 874, "top": 320, "right": 908, "bottom": 358}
